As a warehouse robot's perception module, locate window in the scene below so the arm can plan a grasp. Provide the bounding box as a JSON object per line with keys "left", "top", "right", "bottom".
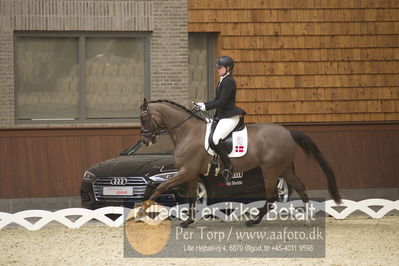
{"left": 15, "top": 32, "right": 150, "bottom": 123}
{"left": 15, "top": 37, "right": 79, "bottom": 120}
{"left": 188, "top": 33, "right": 215, "bottom": 106}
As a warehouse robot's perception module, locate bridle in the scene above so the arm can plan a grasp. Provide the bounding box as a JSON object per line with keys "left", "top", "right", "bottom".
{"left": 139, "top": 107, "right": 162, "bottom": 140}
{"left": 139, "top": 105, "right": 195, "bottom": 141}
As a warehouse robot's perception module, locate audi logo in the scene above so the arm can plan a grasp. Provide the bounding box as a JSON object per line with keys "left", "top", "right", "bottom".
{"left": 233, "top": 172, "right": 243, "bottom": 179}
{"left": 111, "top": 177, "right": 128, "bottom": 185}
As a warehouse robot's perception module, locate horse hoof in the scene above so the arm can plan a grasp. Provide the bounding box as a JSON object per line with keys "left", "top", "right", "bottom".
{"left": 135, "top": 209, "right": 146, "bottom": 219}
{"left": 245, "top": 220, "right": 257, "bottom": 227}
{"left": 180, "top": 219, "right": 194, "bottom": 228}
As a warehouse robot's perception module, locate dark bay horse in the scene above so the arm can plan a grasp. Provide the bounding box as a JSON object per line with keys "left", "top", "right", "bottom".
{"left": 138, "top": 99, "right": 341, "bottom": 227}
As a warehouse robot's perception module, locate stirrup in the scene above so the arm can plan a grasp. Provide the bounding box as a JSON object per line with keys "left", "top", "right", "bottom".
{"left": 223, "top": 168, "right": 233, "bottom": 183}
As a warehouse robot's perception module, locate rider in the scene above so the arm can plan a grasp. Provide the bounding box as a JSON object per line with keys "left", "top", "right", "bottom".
{"left": 196, "top": 56, "right": 246, "bottom": 181}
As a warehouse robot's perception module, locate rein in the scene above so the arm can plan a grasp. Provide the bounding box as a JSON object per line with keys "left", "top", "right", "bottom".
{"left": 140, "top": 106, "right": 196, "bottom": 138}
{"left": 164, "top": 113, "right": 195, "bottom": 132}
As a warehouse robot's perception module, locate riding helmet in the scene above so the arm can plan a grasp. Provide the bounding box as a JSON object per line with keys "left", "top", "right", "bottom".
{"left": 215, "top": 56, "right": 234, "bottom": 71}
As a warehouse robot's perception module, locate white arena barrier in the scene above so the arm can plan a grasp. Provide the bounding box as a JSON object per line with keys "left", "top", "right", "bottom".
{"left": 0, "top": 199, "right": 398, "bottom": 231}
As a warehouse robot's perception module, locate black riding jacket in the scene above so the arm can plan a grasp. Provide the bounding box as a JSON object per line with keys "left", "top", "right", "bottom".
{"left": 204, "top": 74, "right": 246, "bottom": 119}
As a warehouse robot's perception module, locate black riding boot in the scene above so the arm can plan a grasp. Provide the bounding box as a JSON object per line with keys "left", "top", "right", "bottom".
{"left": 214, "top": 139, "right": 233, "bottom": 183}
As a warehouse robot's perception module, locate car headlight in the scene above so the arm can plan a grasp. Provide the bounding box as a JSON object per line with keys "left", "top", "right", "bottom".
{"left": 83, "top": 171, "right": 96, "bottom": 181}
{"left": 149, "top": 172, "right": 177, "bottom": 182}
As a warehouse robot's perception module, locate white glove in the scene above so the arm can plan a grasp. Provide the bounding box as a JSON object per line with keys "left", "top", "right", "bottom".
{"left": 195, "top": 102, "right": 206, "bottom": 111}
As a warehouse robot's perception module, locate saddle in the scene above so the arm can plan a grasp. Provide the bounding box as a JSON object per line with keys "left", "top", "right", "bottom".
{"left": 204, "top": 117, "right": 248, "bottom": 158}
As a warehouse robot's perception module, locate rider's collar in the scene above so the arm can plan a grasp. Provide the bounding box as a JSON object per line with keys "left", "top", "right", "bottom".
{"left": 219, "top": 72, "right": 230, "bottom": 83}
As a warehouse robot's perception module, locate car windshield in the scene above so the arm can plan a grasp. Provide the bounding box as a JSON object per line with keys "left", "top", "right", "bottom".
{"left": 134, "top": 134, "right": 174, "bottom": 155}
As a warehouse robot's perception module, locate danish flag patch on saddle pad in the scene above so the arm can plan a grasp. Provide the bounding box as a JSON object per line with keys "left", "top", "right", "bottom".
{"left": 204, "top": 119, "right": 248, "bottom": 158}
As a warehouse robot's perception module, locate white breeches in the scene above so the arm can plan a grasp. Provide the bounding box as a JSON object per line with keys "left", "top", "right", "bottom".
{"left": 213, "top": 115, "right": 240, "bottom": 145}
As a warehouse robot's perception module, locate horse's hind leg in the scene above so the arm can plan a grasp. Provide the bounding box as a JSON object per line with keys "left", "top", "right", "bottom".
{"left": 180, "top": 179, "right": 198, "bottom": 228}
{"left": 245, "top": 167, "right": 279, "bottom": 227}
{"left": 283, "top": 163, "right": 311, "bottom": 225}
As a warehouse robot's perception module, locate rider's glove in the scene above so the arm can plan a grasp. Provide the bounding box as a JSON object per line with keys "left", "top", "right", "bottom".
{"left": 195, "top": 102, "right": 206, "bottom": 111}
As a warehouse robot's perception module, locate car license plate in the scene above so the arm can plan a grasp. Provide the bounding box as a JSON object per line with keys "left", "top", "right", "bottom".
{"left": 103, "top": 186, "right": 133, "bottom": 196}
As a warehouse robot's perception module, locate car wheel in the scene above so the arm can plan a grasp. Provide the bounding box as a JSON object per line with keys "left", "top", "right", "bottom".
{"left": 277, "top": 177, "right": 291, "bottom": 203}
{"left": 196, "top": 180, "right": 208, "bottom": 205}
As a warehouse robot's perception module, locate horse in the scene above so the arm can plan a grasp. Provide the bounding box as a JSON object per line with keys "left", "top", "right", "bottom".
{"left": 138, "top": 98, "right": 341, "bottom": 227}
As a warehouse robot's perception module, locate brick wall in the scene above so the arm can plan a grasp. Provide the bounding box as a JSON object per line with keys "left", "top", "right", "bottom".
{"left": 0, "top": 0, "right": 189, "bottom": 128}
{"left": 152, "top": 0, "right": 189, "bottom": 103}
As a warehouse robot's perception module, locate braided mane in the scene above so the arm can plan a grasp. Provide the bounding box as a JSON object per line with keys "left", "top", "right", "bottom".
{"left": 148, "top": 99, "right": 206, "bottom": 122}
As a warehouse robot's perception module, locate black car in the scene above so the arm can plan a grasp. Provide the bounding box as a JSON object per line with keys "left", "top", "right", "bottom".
{"left": 80, "top": 134, "right": 291, "bottom": 209}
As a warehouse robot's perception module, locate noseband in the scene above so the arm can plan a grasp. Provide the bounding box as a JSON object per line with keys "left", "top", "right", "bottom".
{"left": 139, "top": 107, "right": 162, "bottom": 141}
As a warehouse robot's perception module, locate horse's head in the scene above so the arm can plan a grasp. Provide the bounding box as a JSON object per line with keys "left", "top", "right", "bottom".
{"left": 139, "top": 98, "right": 162, "bottom": 146}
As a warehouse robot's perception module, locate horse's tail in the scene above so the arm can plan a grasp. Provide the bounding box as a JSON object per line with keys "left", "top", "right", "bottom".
{"left": 289, "top": 130, "right": 342, "bottom": 204}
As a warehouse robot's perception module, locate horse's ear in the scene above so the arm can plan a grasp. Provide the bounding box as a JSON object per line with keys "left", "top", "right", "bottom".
{"left": 142, "top": 98, "right": 148, "bottom": 110}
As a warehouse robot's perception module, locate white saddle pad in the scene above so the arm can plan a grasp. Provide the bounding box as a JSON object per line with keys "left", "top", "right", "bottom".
{"left": 204, "top": 119, "right": 248, "bottom": 158}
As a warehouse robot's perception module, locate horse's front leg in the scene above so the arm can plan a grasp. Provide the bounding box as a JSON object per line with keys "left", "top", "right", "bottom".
{"left": 180, "top": 179, "right": 198, "bottom": 228}
{"left": 138, "top": 169, "right": 194, "bottom": 214}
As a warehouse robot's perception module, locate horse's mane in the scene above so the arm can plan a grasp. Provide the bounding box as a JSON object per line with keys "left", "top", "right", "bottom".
{"left": 148, "top": 99, "right": 206, "bottom": 122}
